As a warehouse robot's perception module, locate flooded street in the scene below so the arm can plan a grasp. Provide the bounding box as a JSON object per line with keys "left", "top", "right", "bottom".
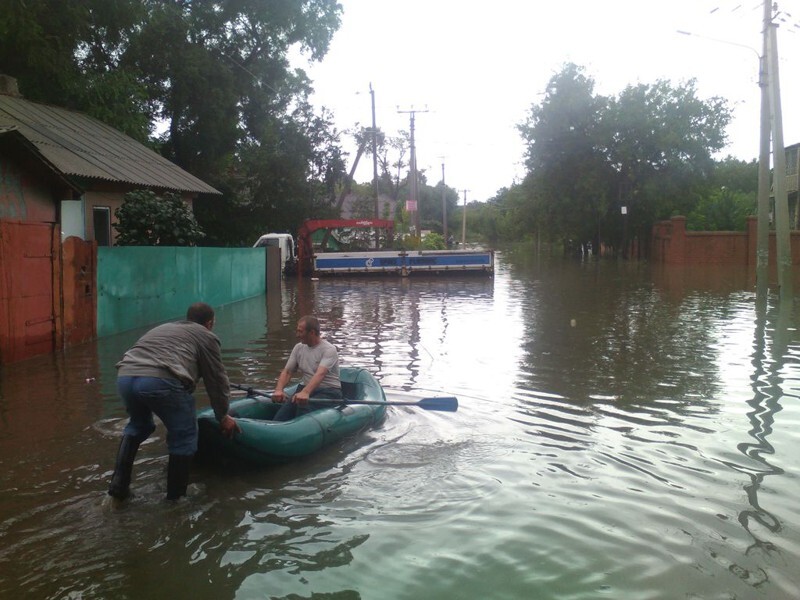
{"left": 1, "top": 247, "right": 799, "bottom": 599}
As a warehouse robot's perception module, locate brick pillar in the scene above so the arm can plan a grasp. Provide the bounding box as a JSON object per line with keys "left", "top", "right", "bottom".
{"left": 746, "top": 215, "right": 757, "bottom": 267}
{"left": 668, "top": 216, "right": 687, "bottom": 264}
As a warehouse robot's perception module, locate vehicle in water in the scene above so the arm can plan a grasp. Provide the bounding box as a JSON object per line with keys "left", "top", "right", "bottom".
{"left": 298, "top": 219, "right": 493, "bottom": 277}
{"left": 252, "top": 232, "right": 296, "bottom": 275}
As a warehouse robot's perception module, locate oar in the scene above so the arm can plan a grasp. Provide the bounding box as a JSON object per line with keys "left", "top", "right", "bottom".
{"left": 230, "top": 383, "right": 458, "bottom": 412}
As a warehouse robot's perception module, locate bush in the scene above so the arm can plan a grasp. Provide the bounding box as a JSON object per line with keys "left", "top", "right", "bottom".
{"left": 421, "top": 232, "right": 446, "bottom": 250}
{"left": 114, "top": 190, "right": 205, "bottom": 246}
{"left": 686, "top": 187, "right": 755, "bottom": 231}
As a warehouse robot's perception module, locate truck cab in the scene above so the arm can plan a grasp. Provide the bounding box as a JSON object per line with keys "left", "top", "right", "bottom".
{"left": 253, "top": 233, "right": 296, "bottom": 275}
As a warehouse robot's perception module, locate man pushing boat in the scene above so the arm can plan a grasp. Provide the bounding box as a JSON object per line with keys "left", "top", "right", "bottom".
{"left": 108, "top": 302, "right": 240, "bottom": 502}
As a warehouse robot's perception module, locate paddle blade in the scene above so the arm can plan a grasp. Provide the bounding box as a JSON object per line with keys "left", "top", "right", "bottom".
{"left": 417, "top": 396, "right": 459, "bottom": 412}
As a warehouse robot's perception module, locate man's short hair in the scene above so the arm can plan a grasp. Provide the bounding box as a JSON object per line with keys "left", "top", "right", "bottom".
{"left": 299, "top": 315, "right": 320, "bottom": 335}
{"left": 187, "top": 302, "right": 215, "bottom": 325}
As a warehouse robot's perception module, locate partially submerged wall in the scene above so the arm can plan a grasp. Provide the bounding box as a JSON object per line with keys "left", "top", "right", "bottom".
{"left": 651, "top": 216, "right": 800, "bottom": 266}
{"left": 97, "top": 246, "right": 266, "bottom": 337}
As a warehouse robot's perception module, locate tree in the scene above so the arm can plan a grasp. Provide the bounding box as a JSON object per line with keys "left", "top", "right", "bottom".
{"left": 686, "top": 186, "right": 755, "bottom": 231}
{"left": 377, "top": 132, "right": 410, "bottom": 204}
{"left": 123, "top": 0, "right": 345, "bottom": 242}
{"left": 0, "top": 0, "right": 348, "bottom": 245}
{"left": 114, "top": 190, "right": 205, "bottom": 246}
{"left": 0, "top": 0, "right": 153, "bottom": 141}
{"left": 603, "top": 79, "right": 731, "bottom": 254}
{"left": 516, "top": 64, "right": 733, "bottom": 256}
{"left": 709, "top": 157, "right": 758, "bottom": 194}
{"left": 518, "top": 63, "right": 612, "bottom": 252}
{"left": 682, "top": 157, "right": 757, "bottom": 231}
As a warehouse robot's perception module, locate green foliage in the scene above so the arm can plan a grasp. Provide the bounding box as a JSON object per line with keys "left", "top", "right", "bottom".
{"left": 0, "top": 0, "right": 347, "bottom": 245}
{"left": 396, "top": 234, "right": 420, "bottom": 250}
{"left": 421, "top": 232, "right": 446, "bottom": 250}
{"left": 114, "top": 190, "right": 205, "bottom": 246}
{"left": 348, "top": 190, "right": 380, "bottom": 219}
{"left": 686, "top": 187, "right": 755, "bottom": 231}
{"left": 500, "top": 63, "right": 734, "bottom": 254}
{"left": 710, "top": 157, "right": 758, "bottom": 193}
{"left": 604, "top": 78, "right": 730, "bottom": 234}
{"left": 517, "top": 64, "right": 613, "bottom": 246}
{"left": 0, "top": 0, "right": 153, "bottom": 140}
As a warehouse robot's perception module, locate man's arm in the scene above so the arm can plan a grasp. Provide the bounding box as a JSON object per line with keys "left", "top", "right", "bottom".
{"left": 292, "top": 365, "right": 329, "bottom": 404}
{"left": 272, "top": 367, "right": 294, "bottom": 402}
{"left": 196, "top": 334, "right": 240, "bottom": 437}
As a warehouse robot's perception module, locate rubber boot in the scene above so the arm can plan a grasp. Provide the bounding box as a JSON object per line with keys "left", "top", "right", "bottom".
{"left": 166, "top": 454, "right": 193, "bottom": 500}
{"left": 108, "top": 435, "right": 141, "bottom": 500}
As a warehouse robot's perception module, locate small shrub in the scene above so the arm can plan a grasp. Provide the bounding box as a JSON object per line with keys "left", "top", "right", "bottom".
{"left": 114, "top": 190, "right": 205, "bottom": 246}
{"left": 421, "top": 232, "right": 446, "bottom": 250}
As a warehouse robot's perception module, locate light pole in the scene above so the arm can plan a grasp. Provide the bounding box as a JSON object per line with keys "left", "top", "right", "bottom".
{"left": 440, "top": 159, "right": 448, "bottom": 242}
{"left": 369, "top": 83, "right": 379, "bottom": 247}
{"left": 460, "top": 189, "right": 469, "bottom": 246}
{"left": 765, "top": 10, "right": 793, "bottom": 299}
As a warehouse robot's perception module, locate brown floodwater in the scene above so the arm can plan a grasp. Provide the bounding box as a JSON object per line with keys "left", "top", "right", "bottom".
{"left": 1, "top": 248, "right": 799, "bottom": 599}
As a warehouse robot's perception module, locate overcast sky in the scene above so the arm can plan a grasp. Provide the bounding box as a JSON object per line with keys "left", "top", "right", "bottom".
{"left": 301, "top": 0, "right": 800, "bottom": 202}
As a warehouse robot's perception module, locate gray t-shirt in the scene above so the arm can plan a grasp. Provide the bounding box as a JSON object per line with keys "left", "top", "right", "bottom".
{"left": 286, "top": 338, "right": 341, "bottom": 390}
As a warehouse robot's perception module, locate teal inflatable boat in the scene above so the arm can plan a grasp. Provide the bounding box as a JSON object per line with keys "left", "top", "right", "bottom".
{"left": 196, "top": 367, "right": 386, "bottom": 465}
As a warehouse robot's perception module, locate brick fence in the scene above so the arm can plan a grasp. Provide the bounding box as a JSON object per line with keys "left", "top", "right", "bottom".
{"left": 651, "top": 215, "right": 800, "bottom": 265}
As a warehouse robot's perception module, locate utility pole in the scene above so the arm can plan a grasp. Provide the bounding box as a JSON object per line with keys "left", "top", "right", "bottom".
{"left": 370, "top": 83, "right": 380, "bottom": 247}
{"left": 460, "top": 189, "right": 469, "bottom": 246}
{"left": 440, "top": 158, "right": 448, "bottom": 242}
{"left": 756, "top": 3, "right": 771, "bottom": 298}
{"left": 397, "top": 106, "right": 428, "bottom": 237}
{"left": 765, "top": 3, "right": 793, "bottom": 299}
{"left": 678, "top": 16, "right": 791, "bottom": 299}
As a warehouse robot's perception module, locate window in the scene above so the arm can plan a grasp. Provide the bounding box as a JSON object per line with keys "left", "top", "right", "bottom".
{"left": 93, "top": 206, "right": 111, "bottom": 246}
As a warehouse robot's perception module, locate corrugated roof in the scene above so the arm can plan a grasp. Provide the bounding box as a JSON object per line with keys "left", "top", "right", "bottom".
{"left": 0, "top": 94, "right": 220, "bottom": 195}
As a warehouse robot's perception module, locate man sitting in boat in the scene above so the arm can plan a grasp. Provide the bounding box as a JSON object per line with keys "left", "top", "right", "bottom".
{"left": 272, "top": 315, "right": 342, "bottom": 421}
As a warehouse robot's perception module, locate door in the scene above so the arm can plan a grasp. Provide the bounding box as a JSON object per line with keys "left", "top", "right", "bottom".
{"left": 0, "top": 220, "right": 57, "bottom": 363}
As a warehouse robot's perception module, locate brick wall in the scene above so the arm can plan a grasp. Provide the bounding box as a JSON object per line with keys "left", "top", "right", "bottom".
{"left": 651, "top": 215, "right": 800, "bottom": 266}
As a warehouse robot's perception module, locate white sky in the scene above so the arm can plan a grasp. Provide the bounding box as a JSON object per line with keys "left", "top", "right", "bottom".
{"left": 301, "top": 0, "right": 800, "bottom": 202}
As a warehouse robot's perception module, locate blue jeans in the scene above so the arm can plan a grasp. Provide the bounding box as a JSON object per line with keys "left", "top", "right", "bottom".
{"left": 117, "top": 376, "right": 197, "bottom": 456}
{"left": 273, "top": 385, "right": 343, "bottom": 422}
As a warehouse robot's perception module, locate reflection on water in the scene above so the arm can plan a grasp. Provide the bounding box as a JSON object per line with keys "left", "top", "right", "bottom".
{"left": 1, "top": 250, "right": 799, "bottom": 599}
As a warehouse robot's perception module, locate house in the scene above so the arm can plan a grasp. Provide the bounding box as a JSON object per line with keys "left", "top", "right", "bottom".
{"left": 0, "top": 74, "right": 219, "bottom": 245}
{"left": 0, "top": 74, "right": 220, "bottom": 363}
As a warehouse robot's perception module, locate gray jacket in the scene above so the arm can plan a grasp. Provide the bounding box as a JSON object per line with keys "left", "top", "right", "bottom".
{"left": 116, "top": 320, "right": 231, "bottom": 420}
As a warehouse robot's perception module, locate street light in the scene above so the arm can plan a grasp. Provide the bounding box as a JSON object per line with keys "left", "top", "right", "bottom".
{"left": 676, "top": 30, "right": 760, "bottom": 61}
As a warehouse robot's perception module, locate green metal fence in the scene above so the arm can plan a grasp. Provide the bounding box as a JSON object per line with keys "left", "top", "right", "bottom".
{"left": 97, "top": 246, "right": 266, "bottom": 337}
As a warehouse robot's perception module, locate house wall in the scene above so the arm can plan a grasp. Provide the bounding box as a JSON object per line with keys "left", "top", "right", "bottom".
{"left": 82, "top": 184, "right": 195, "bottom": 245}
{"left": 651, "top": 215, "right": 800, "bottom": 266}
{"left": 0, "top": 153, "right": 58, "bottom": 222}
{"left": 83, "top": 188, "right": 124, "bottom": 244}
